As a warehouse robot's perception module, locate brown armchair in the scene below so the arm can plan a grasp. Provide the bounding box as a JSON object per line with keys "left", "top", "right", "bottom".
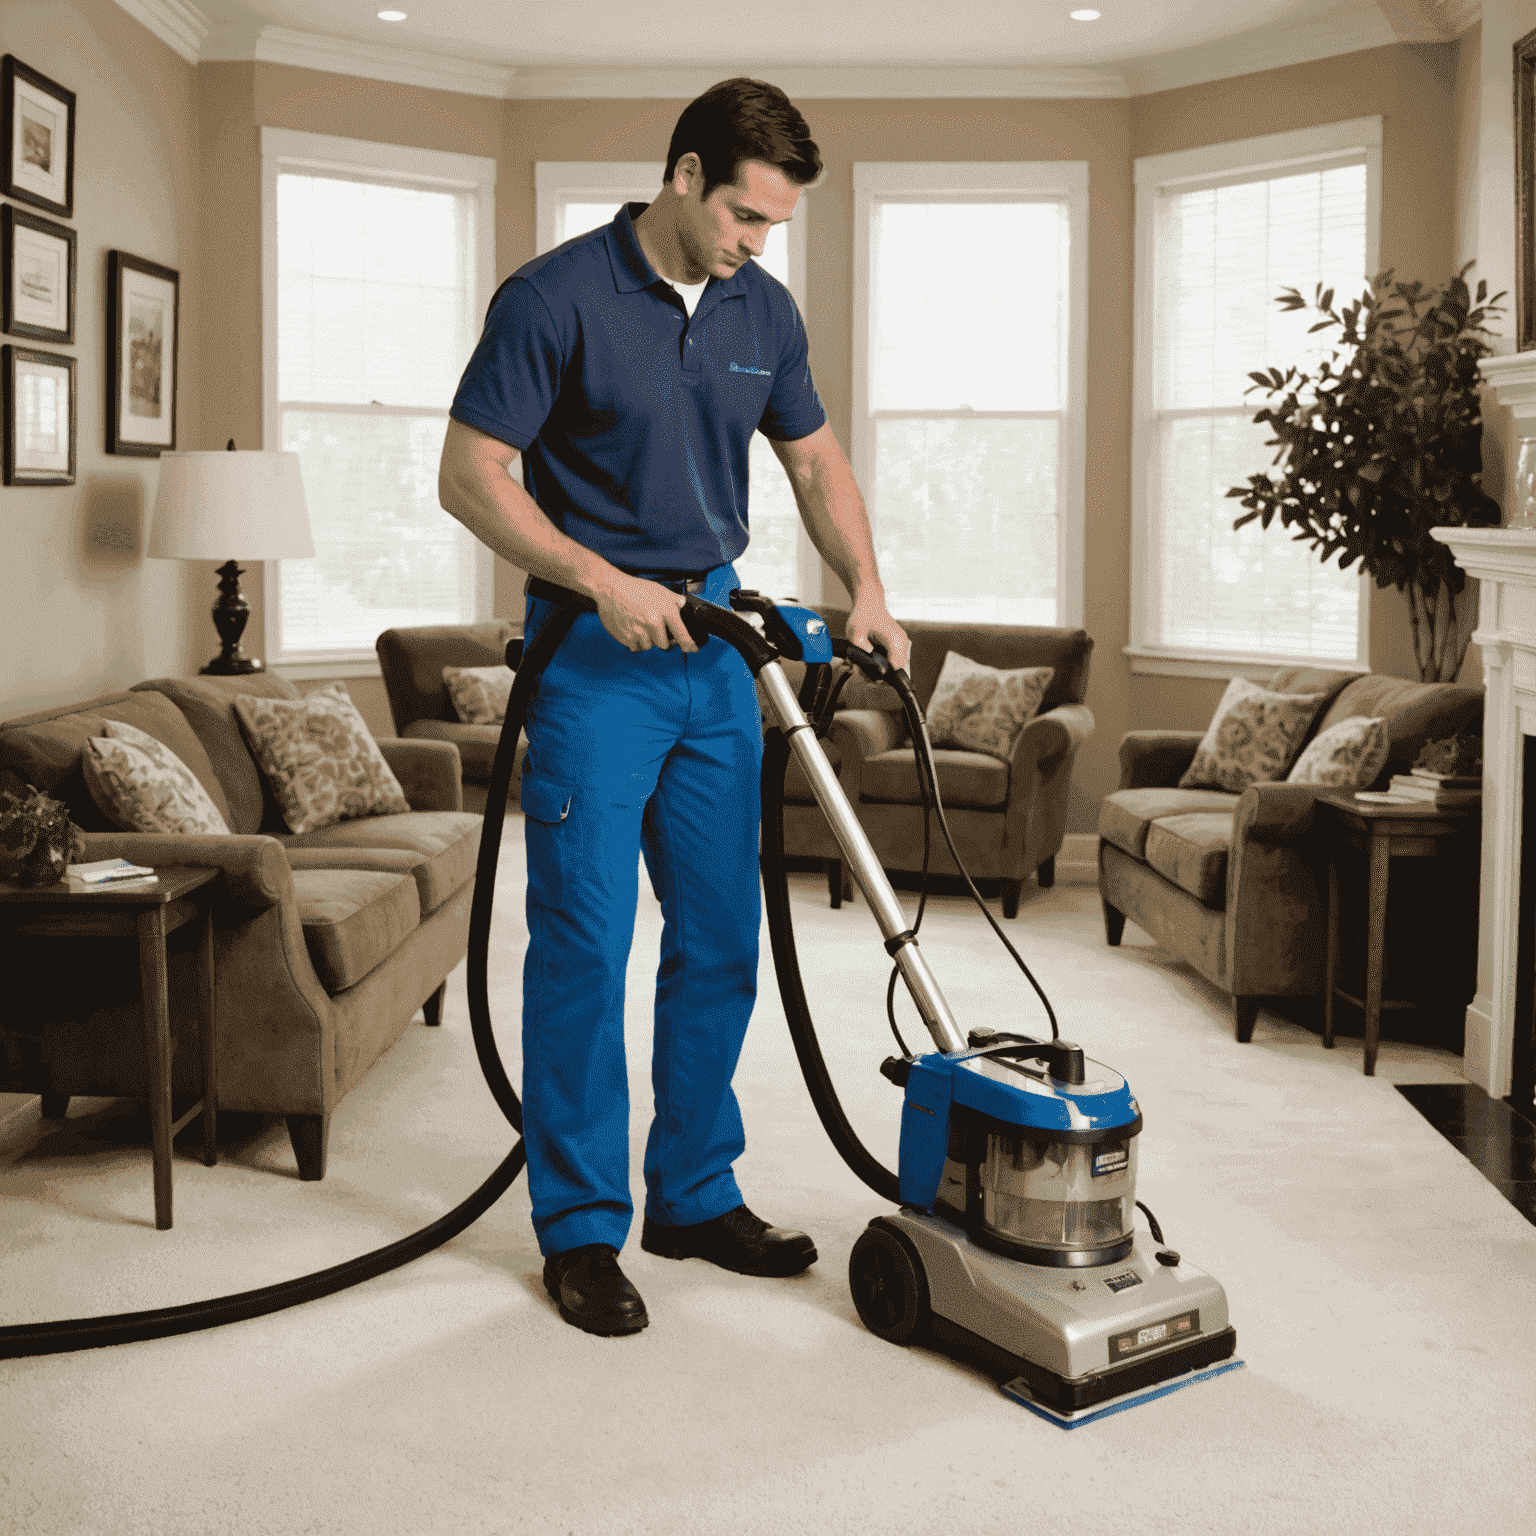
{"left": 777, "top": 610, "right": 1095, "bottom": 918}
{"left": 376, "top": 620, "right": 525, "bottom": 814}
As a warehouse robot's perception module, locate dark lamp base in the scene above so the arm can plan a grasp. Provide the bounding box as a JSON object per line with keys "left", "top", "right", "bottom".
{"left": 203, "top": 559, "right": 265, "bottom": 677}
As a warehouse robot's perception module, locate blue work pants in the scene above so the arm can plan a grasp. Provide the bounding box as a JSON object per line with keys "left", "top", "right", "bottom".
{"left": 518, "top": 564, "right": 763, "bottom": 1257}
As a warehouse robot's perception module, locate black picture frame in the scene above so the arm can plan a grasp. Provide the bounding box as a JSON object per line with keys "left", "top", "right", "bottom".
{"left": 2, "top": 202, "right": 75, "bottom": 343}
{"left": 107, "top": 250, "right": 178, "bottom": 457}
{"left": 1517, "top": 27, "right": 1536, "bottom": 352}
{"left": 2, "top": 343, "right": 76, "bottom": 486}
{"left": 2, "top": 56, "right": 75, "bottom": 220}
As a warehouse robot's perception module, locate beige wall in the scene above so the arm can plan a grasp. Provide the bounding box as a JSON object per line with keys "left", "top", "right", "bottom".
{"left": 0, "top": 0, "right": 198, "bottom": 719}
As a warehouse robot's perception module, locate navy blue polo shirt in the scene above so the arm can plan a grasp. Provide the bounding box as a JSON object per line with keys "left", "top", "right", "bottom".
{"left": 450, "top": 201, "right": 826, "bottom": 573}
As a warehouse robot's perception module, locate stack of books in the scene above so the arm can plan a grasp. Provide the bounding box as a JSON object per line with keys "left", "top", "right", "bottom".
{"left": 65, "top": 857, "right": 159, "bottom": 890}
{"left": 1381, "top": 769, "right": 1482, "bottom": 808}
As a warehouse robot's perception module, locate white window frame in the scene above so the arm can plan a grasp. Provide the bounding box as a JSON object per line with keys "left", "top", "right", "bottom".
{"left": 851, "top": 162, "right": 1089, "bottom": 629}
{"left": 1127, "top": 117, "right": 1383, "bottom": 681}
{"left": 534, "top": 162, "right": 819, "bottom": 602}
{"left": 260, "top": 127, "right": 497, "bottom": 679}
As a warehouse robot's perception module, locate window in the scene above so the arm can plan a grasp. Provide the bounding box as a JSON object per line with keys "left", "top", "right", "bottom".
{"left": 534, "top": 163, "right": 816, "bottom": 602}
{"left": 851, "top": 163, "right": 1089, "bottom": 626}
{"left": 1130, "top": 119, "right": 1383, "bottom": 678}
{"left": 261, "top": 129, "right": 496, "bottom": 675}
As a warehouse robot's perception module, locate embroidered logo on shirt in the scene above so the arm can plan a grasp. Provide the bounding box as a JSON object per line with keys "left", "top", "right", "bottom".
{"left": 729, "top": 362, "right": 773, "bottom": 377}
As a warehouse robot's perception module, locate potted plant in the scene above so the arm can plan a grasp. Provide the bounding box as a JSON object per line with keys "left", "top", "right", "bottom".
{"left": 0, "top": 783, "right": 85, "bottom": 887}
{"left": 1227, "top": 264, "right": 1506, "bottom": 682}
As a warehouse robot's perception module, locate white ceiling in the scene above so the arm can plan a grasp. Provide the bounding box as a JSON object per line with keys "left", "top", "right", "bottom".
{"left": 130, "top": 0, "right": 1481, "bottom": 95}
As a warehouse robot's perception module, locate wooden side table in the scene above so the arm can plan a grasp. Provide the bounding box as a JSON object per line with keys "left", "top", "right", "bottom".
{"left": 0, "top": 866, "right": 219, "bottom": 1229}
{"left": 1317, "top": 792, "right": 1480, "bottom": 1076}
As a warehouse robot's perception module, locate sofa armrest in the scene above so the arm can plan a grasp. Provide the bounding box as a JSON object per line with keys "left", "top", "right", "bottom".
{"left": 1118, "top": 730, "right": 1204, "bottom": 790}
{"left": 1013, "top": 703, "right": 1095, "bottom": 769}
{"left": 827, "top": 708, "right": 906, "bottom": 766}
{"left": 75, "top": 831, "right": 291, "bottom": 912}
{"left": 376, "top": 737, "right": 462, "bottom": 812}
{"left": 1233, "top": 782, "right": 1325, "bottom": 843}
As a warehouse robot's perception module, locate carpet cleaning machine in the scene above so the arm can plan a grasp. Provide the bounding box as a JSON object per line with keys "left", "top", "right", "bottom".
{"left": 0, "top": 584, "right": 1240, "bottom": 1426}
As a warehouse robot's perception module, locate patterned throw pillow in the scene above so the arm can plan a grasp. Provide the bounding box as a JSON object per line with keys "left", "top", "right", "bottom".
{"left": 81, "top": 719, "right": 231, "bottom": 835}
{"left": 926, "top": 651, "right": 1054, "bottom": 762}
{"left": 1286, "top": 715, "right": 1390, "bottom": 788}
{"left": 1179, "top": 678, "right": 1330, "bottom": 793}
{"left": 444, "top": 664, "right": 515, "bottom": 726}
{"left": 233, "top": 681, "right": 409, "bottom": 835}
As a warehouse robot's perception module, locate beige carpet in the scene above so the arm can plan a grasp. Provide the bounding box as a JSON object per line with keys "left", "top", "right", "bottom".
{"left": 1, "top": 825, "right": 1532, "bottom": 1536}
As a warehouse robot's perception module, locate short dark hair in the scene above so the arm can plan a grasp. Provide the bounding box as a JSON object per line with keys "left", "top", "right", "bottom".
{"left": 663, "top": 78, "right": 822, "bottom": 202}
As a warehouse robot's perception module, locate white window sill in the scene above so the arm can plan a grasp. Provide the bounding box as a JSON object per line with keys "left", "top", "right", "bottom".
{"left": 269, "top": 656, "right": 383, "bottom": 682}
{"left": 1123, "top": 646, "right": 1368, "bottom": 682}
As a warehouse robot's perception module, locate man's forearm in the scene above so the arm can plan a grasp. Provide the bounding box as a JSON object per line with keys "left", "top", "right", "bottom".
{"left": 789, "top": 450, "right": 886, "bottom": 606}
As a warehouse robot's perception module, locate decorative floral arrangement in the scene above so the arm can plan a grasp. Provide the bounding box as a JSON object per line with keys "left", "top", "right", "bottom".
{"left": 0, "top": 783, "right": 86, "bottom": 887}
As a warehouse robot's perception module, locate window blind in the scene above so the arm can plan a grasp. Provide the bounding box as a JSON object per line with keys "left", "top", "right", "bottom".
{"left": 1149, "top": 160, "right": 1367, "bottom": 659}
{"left": 276, "top": 171, "right": 479, "bottom": 655}
{"left": 869, "top": 198, "right": 1068, "bottom": 624}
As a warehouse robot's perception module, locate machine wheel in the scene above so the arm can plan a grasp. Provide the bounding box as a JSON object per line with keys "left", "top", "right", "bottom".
{"left": 849, "top": 1220, "right": 931, "bottom": 1345}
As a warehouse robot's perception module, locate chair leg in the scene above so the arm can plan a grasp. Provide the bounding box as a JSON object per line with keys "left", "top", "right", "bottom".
{"left": 40, "top": 1092, "right": 69, "bottom": 1119}
{"left": 286, "top": 1113, "right": 330, "bottom": 1181}
{"left": 422, "top": 981, "right": 447, "bottom": 1028}
{"left": 1036, "top": 857, "right": 1056, "bottom": 890}
{"left": 1233, "top": 996, "right": 1259, "bottom": 1044}
{"left": 826, "top": 859, "right": 843, "bottom": 909}
{"left": 1102, "top": 899, "right": 1126, "bottom": 947}
{"left": 1000, "top": 879, "right": 1023, "bottom": 919}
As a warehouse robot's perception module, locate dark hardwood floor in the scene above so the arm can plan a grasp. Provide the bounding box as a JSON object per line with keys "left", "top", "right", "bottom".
{"left": 1397, "top": 1083, "right": 1536, "bottom": 1225}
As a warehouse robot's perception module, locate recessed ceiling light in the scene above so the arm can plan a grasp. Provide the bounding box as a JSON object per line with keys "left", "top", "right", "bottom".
{"left": 1070, "top": 8, "right": 1102, "bottom": 18}
{"left": 378, "top": 9, "right": 407, "bottom": 19}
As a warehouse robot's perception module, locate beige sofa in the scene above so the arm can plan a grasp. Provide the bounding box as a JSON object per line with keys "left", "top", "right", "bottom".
{"left": 0, "top": 673, "right": 481, "bottom": 1180}
{"left": 777, "top": 609, "right": 1095, "bottom": 917}
{"left": 1097, "top": 666, "right": 1483, "bottom": 1041}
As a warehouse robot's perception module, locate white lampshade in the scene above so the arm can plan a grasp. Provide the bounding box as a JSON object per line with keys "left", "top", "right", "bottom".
{"left": 148, "top": 450, "right": 316, "bottom": 561}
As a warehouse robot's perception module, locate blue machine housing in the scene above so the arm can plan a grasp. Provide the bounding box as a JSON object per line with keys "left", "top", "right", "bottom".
{"left": 769, "top": 602, "right": 834, "bottom": 664}
{"left": 898, "top": 1049, "right": 1141, "bottom": 1211}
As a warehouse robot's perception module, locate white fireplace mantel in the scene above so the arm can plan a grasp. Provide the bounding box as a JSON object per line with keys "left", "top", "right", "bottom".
{"left": 1430, "top": 525, "right": 1536, "bottom": 1096}
{"left": 1481, "top": 349, "right": 1536, "bottom": 431}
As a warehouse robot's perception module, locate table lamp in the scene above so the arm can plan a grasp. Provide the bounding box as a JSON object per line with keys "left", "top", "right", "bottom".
{"left": 148, "top": 440, "right": 315, "bottom": 675}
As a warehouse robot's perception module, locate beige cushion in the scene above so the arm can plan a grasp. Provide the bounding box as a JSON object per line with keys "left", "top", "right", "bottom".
{"left": 81, "top": 720, "right": 231, "bottom": 836}
{"left": 1143, "top": 813, "right": 1234, "bottom": 909}
{"left": 291, "top": 868, "right": 420, "bottom": 994}
{"left": 235, "top": 681, "right": 410, "bottom": 835}
{"left": 861, "top": 748, "right": 1010, "bottom": 810}
{"left": 1099, "top": 787, "right": 1242, "bottom": 860}
{"left": 278, "top": 810, "right": 482, "bottom": 915}
{"left": 444, "top": 664, "right": 515, "bottom": 726}
{"left": 926, "top": 651, "right": 1053, "bottom": 761}
{"left": 1286, "top": 715, "right": 1390, "bottom": 788}
{"left": 1178, "top": 678, "right": 1329, "bottom": 792}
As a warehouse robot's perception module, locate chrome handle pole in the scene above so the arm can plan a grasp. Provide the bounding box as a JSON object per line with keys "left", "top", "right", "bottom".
{"left": 757, "top": 661, "right": 967, "bottom": 1056}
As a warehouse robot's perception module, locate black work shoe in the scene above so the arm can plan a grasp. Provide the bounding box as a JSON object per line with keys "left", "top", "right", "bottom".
{"left": 641, "top": 1204, "right": 817, "bottom": 1277}
{"left": 541, "top": 1244, "right": 649, "bottom": 1336}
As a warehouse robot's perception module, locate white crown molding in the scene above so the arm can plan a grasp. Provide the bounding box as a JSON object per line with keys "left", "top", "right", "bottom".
{"left": 1121, "top": 4, "right": 1400, "bottom": 96}
{"left": 111, "top": 0, "right": 208, "bottom": 66}
{"left": 502, "top": 64, "right": 1130, "bottom": 100}
{"left": 116, "top": 5, "right": 1483, "bottom": 101}
{"left": 201, "top": 24, "right": 519, "bottom": 98}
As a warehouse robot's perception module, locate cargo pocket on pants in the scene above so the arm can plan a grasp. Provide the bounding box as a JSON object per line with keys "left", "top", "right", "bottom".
{"left": 520, "top": 773, "right": 573, "bottom": 910}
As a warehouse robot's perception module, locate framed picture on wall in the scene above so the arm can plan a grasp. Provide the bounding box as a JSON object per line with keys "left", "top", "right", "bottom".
{"left": 2, "top": 343, "right": 76, "bottom": 486}
{"left": 1518, "top": 27, "right": 1536, "bottom": 351}
{"left": 2, "top": 56, "right": 75, "bottom": 219}
{"left": 107, "top": 250, "right": 178, "bottom": 457}
{"left": 2, "top": 203, "right": 75, "bottom": 343}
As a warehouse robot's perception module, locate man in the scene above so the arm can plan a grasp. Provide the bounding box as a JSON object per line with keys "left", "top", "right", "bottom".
{"left": 438, "top": 77, "right": 909, "bottom": 1338}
